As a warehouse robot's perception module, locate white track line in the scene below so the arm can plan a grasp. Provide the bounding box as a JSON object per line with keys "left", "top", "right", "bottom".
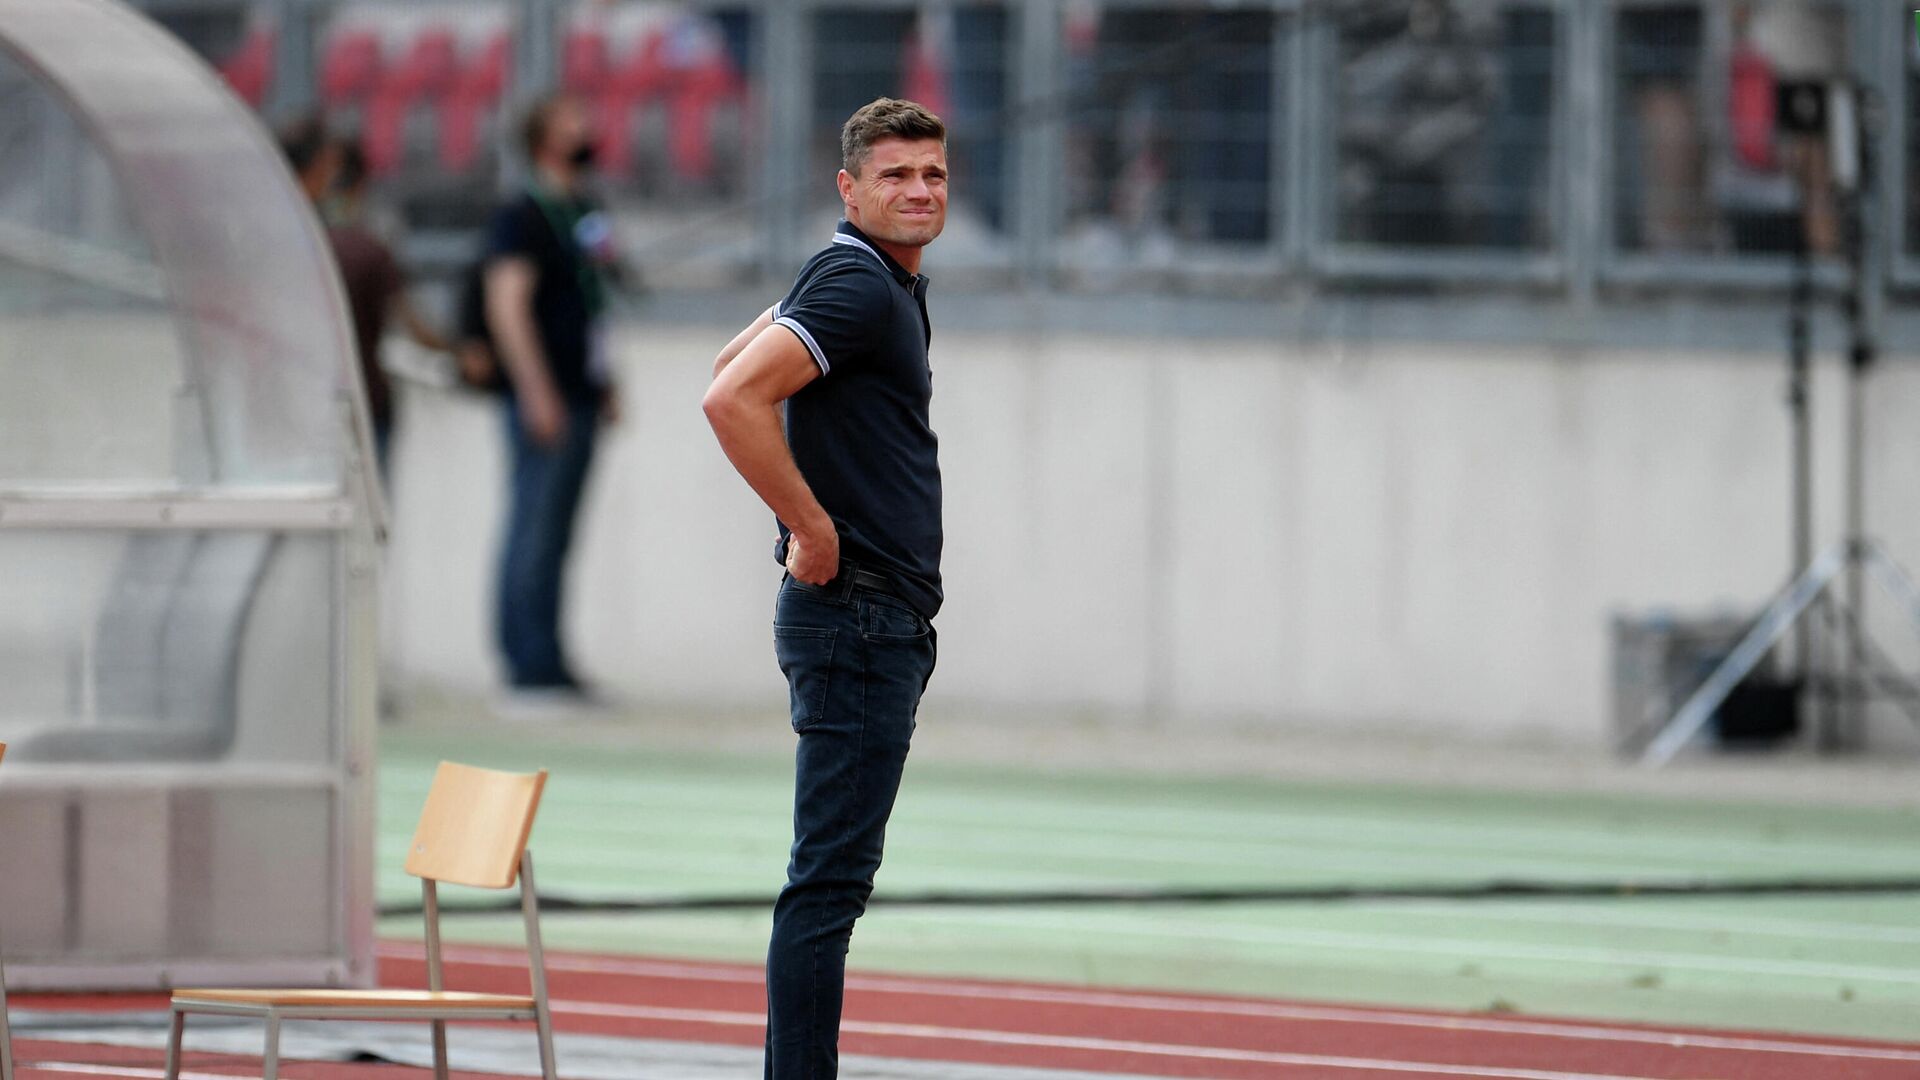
{"left": 26, "top": 1066, "right": 238, "bottom": 1080}
{"left": 553, "top": 1000, "right": 1662, "bottom": 1080}
{"left": 385, "top": 943, "right": 1920, "bottom": 1065}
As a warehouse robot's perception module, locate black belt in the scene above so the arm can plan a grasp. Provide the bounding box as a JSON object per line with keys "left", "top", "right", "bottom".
{"left": 847, "top": 566, "right": 898, "bottom": 596}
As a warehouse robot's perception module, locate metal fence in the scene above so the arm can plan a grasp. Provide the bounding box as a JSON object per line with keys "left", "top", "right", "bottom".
{"left": 131, "top": 0, "right": 1915, "bottom": 309}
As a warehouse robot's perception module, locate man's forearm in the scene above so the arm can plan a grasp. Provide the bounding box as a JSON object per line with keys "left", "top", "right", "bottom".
{"left": 491, "top": 309, "right": 556, "bottom": 401}
{"left": 704, "top": 393, "right": 831, "bottom": 538}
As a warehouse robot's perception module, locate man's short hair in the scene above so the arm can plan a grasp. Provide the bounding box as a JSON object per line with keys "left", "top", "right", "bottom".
{"left": 840, "top": 97, "right": 946, "bottom": 177}
{"left": 519, "top": 95, "right": 571, "bottom": 161}
{"left": 276, "top": 112, "right": 332, "bottom": 176}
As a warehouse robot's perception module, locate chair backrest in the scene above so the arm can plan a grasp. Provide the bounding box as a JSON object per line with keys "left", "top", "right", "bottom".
{"left": 404, "top": 762, "right": 547, "bottom": 889}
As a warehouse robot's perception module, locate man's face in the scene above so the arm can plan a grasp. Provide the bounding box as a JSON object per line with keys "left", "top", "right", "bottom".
{"left": 839, "top": 137, "right": 948, "bottom": 249}
{"left": 541, "top": 99, "right": 593, "bottom": 165}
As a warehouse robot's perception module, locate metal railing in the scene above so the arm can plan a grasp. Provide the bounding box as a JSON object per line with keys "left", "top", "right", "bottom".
{"left": 133, "top": 0, "right": 1916, "bottom": 320}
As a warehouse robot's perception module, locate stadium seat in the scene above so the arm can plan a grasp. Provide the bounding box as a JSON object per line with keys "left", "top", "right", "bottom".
{"left": 661, "top": 22, "right": 740, "bottom": 183}
{"left": 562, "top": 26, "right": 609, "bottom": 95}
{"left": 165, "top": 762, "right": 557, "bottom": 1080}
{"left": 0, "top": 743, "right": 10, "bottom": 1080}
{"left": 597, "top": 26, "right": 669, "bottom": 179}
{"left": 218, "top": 25, "right": 273, "bottom": 108}
{"left": 320, "top": 29, "right": 384, "bottom": 109}
{"left": 439, "top": 31, "right": 510, "bottom": 172}
{"left": 364, "top": 26, "right": 460, "bottom": 175}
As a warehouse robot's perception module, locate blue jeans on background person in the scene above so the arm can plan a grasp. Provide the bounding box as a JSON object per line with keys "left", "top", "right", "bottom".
{"left": 765, "top": 572, "right": 937, "bottom": 1080}
{"left": 495, "top": 395, "right": 599, "bottom": 689}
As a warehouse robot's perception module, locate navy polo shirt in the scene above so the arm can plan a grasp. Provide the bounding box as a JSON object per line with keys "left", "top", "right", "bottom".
{"left": 772, "top": 221, "right": 943, "bottom": 619}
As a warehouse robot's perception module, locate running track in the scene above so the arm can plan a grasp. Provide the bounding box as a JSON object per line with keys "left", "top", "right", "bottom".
{"left": 15, "top": 941, "right": 1920, "bottom": 1079}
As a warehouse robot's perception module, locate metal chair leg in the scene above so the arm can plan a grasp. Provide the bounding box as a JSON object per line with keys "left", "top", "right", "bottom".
{"left": 534, "top": 1002, "right": 558, "bottom": 1080}
{"left": 261, "top": 1013, "right": 281, "bottom": 1080}
{"left": 0, "top": 945, "right": 12, "bottom": 1080}
{"left": 430, "top": 1018, "right": 449, "bottom": 1080}
{"left": 162, "top": 1009, "right": 185, "bottom": 1080}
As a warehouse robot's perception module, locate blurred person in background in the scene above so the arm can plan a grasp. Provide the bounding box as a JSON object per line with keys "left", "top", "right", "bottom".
{"left": 325, "top": 138, "right": 455, "bottom": 475}
{"left": 1337, "top": 0, "right": 1498, "bottom": 247}
{"left": 1716, "top": 0, "right": 1845, "bottom": 256}
{"left": 704, "top": 98, "right": 946, "bottom": 1079}
{"left": 484, "top": 94, "right": 622, "bottom": 706}
{"left": 1617, "top": 5, "right": 1706, "bottom": 251}
{"left": 279, "top": 112, "right": 341, "bottom": 204}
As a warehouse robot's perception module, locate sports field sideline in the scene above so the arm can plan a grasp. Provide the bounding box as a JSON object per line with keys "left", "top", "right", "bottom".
{"left": 374, "top": 713, "right": 1920, "bottom": 1045}
{"left": 13, "top": 711, "right": 1920, "bottom": 1079}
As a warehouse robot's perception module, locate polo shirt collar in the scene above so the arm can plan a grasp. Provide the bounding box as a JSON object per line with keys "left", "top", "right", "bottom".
{"left": 834, "top": 221, "right": 927, "bottom": 292}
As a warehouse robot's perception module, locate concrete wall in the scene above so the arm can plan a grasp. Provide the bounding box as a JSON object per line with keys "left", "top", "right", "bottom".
{"left": 385, "top": 320, "right": 1920, "bottom": 748}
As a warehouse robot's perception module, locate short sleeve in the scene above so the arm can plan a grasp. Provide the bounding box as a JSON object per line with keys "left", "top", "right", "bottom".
{"left": 483, "top": 199, "right": 540, "bottom": 263}
{"left": 773, "top": 259, "right": 887, "bottom": 376}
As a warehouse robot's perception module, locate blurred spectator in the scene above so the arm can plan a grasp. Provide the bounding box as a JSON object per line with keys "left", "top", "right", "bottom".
{"left": 1616, "top": 1, "right": 1845, "bottom": 258}
{"left": 1064, "top": 8, "right": 1274, "bottom": 251}
{"left": 326, "top": 138, "right": 454, "bottom": 473}
{"left": 1336, "top": 0, "right": 1500, "bottom": 248}
{"left": 1616, "top": 5, "right": 1706, "bottom": 252}
{"left": 278, "top": 112, "right": 343, "bottom": 205}
{"left": 1713, "top": 0, "right": 1844, "bottom": 256}
{"left": 483, "top": 94, "right": 621, "bottom": 703}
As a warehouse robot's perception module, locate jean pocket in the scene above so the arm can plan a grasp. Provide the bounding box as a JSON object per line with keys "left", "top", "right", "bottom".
{"left": 861, "top": 599, "right": 929, "bottom": 643}
{"left": 773, "top": 626, "right": 836, "bottom": 733}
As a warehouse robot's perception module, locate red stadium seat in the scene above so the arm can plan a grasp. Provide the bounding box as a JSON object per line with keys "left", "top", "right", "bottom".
{"left": 596, "top": 27, "right": 668, "bottom": 179}
{"left": 563, "top": 27, "right": 609, "bottom": 95}
{"left": 219, "top": 25, "right": 273, "bottom": 107}
{"left": 440, "top": 31, "right": 510, "bottom": 172}
{"left": 364, "top": 25, "right": 460, "bottom": 175}
{"left": 661, "top": 22, "right": 741, "bottom": 182}
{"left": 320, "top": 30, "right": 384, "bottom": 108}
{"left": 901, "top": 25, "right": 951, "bottom": 126}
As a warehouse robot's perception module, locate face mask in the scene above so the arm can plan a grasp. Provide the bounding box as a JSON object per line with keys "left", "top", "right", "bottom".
{"left": 569, "top": 142, "right": 597, "bottom": 169}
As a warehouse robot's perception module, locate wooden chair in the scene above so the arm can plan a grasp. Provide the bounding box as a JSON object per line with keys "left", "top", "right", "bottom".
{"left": 0, "top": 742, "right": 11, "bottom": 1080}
{"left": 166, "top": 762, "right": 556, "bottom": 1080}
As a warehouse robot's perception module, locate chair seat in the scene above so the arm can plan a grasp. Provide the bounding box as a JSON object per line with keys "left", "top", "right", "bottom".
{"left": 173, "top": 989, "right": 535, "bottom": 1011}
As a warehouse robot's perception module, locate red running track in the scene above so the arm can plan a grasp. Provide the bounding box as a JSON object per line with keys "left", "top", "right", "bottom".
{"left": 14, "top": 941, "right": 1920, "bottom": 1079}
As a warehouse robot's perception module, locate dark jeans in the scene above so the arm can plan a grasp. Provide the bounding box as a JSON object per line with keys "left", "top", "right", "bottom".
{"left": 764, "top": 572, "right": 936, "bottom": 1080}
{"left": 495, "top": 396, "right": 599, "bottom": 688}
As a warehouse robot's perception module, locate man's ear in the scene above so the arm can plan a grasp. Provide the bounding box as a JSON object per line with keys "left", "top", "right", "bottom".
{"left": 836, "top": 168, "right": 854, "bottom": 208}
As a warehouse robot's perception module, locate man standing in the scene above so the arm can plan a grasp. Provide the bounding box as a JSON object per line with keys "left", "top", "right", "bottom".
{"left": 485, "top": 95, "right": 621, "bottom": 703}
{"left": 703, "top": 98, "right": 947, "bottom": 1078}
{"left": 326, "top": 138, "right": 454, "bottom": 475}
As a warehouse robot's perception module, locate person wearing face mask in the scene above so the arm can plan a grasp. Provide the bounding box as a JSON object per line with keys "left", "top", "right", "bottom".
{"left": 482, "top": 94, "right": 623, "bottom": 709}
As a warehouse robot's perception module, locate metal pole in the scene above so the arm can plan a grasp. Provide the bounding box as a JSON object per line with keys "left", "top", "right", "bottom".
{"left": 1837, "top": 77, "right": 1879, "bottom": 752}
{"left": 757, "top": 0, "right": 811, "bottom": 279}
{"left": 520, "top": 852, "right": 559, "bottom": 1080}
{"left": 0, "top": 926, "right": 12, "bottom": 1080}
{"left": 1786, "top": 207, "right": 1813, "bottom": 684}
{"left": 1563, "top": 0, "right": 1603, "bottom": 311}
{"left": 1014, "top": 0, "right": 1062, "bottom": 287}
{"left": 266, "top": 0, "right": 318, "bottom": 122}
{"left": 423, "top": 878, "right": 449, "bottom": 1079}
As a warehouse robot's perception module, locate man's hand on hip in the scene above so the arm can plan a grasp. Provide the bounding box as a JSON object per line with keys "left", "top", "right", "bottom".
{"left": 786, "top": 525, "right": 840, "bottom": 586}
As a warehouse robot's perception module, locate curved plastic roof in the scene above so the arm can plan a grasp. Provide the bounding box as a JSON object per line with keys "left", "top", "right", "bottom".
{"left": 0, "top": 0, "right": 377, "bottom": 502}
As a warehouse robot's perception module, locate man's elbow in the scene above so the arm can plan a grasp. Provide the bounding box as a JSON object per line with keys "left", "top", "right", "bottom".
{"left": 701, "top": 382, "right": 740, "bottom": 430}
